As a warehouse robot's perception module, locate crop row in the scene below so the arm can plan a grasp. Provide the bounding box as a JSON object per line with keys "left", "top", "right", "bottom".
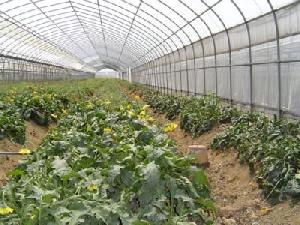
{"left": 0, "top": 84, "right": 214, "bottom": 224}
{"left": 128, "top": 85, "right": 236, "bottom": 138}
{"left": 0, "top": 87, "right": 71, "bottom": 144}
{"left": 129, "top": 84, "right": 300, "bottom": 203}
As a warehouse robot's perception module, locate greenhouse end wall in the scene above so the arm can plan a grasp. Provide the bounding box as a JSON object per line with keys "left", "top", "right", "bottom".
{"left": 131, "top": 2, "right": 300, "bottom": 118}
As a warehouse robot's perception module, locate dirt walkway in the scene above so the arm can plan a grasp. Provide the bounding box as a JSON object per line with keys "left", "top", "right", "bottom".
{"left": 117, "top": 86, "right": 300, "bottom": 224}
{"left": 0, "top": 121, "right": 53, "bottom": 186}
{"left": 150, "top": 110, "right": 300, "bottom": 225}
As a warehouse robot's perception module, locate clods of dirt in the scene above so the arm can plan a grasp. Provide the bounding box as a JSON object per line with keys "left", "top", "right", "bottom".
{"left": 149, "top": 110, "right": 300, "bottom": 225}
{"left": 0, "top": 121, "right": 53, "bottom": 186}
{"left": 122, "top": 87, "right": 300, "bottom": 225}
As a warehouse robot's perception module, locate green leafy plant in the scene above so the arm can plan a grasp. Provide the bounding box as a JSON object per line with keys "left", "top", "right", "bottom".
{"left": 179, "top": 94, "right": 222, "bottom": 138}
{"left": 0, "top": 94, "right": 214, "bottom": 224}
{"left": 142, "top": 90, "right": 183, "bottom": 120}
{"left": 131, "top": 86, "right": 234, "bottom": 138}
{"left": 13, "top": 87, "right": 69, "bottom": 125}
{"left": 211, "top": 112, "right": 300, "bottom": 203}
{"left": 0, "top": 105, "right": 25, "bottom": 144}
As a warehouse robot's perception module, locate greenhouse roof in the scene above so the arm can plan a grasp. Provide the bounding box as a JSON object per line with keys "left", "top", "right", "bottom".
{"left": 0, "top": 0, "right": 296, "bottom": 72}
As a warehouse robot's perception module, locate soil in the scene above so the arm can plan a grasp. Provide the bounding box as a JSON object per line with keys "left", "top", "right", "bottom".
{"left": 110, "top": 86, "right": 300, "bottom": 224}
{"left": 0, "top": 121, "right": 53, "bottom": 186}
{"left": 150, "top": 111, "right": 300, "bottom": 225}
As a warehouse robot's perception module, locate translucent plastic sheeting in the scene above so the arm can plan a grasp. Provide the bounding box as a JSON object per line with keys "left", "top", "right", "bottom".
{"left": 131, "top": 1, "right": 300, "bottom": 117}
{"left": 0, "top": 0, "right": 294, "bottom": 72}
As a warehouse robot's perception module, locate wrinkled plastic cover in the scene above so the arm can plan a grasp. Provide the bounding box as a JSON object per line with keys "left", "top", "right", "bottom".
{"left": 0, "top": 0, "right": 294, "bottom": 71}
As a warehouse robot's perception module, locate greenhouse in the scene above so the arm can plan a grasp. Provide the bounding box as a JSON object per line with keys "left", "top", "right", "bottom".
{"left": 0, "top": 0, "right": 300, "bottom": 224}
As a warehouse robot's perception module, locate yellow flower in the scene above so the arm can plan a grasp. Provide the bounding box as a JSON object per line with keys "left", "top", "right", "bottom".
{"left": 87, "top": 184, "right": 97, "bottom": 192}
{"left": 134, "top": 95, "right": 141, "bottom": 100}
{"left": 163, "top": 123, "right": 178, "bottom": 133}
{"left": 140, "top": 110, "right": 146, "bottom": 117}
{"left": 103, "top": 128, "right": 112, "bottom": 133}
{"left": 62, "top": 109, "right": 68, "bottom": 115}
{"left": 86, "top": 102, "right": 94, "bottom": 109}
{"left": 128, "top": 111, "right": 135, "bottom": 117}
{"left": 0, "top": 206, "right": 14, "bottom": 215}
{"left": 138, "top": 110, "right": 150, "bottom": 121}
{"left": 147, "top": 117, "right": 154, "bottom": 122}
{"left": 142, "top": 105, "right": 150, "bottom": 110}
{"left": 19, "top": 148, "right": 31, "bottom": 155}
{"left": 260, "top": 207, "right": 271, "bottom": 216}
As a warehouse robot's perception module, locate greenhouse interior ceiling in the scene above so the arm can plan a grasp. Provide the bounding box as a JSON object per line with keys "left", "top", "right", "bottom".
{"left": 0, "top": 0, "right": 295, "bottom": 71}
{"left": 1, "top": 0, "right": 300, "bottom": 115}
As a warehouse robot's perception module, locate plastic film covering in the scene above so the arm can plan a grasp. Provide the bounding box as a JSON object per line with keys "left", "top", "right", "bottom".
{"left": 0, "top": 0, "right": 299, "bottom": 115}
{"left": 131, "top": 0, "right": 300, "bottom": 117}
{"left": 0, "top": 0, "right": 290, "bottom": 70}
{"left": 0, "top": 55, "right": 95, "bottom": 81}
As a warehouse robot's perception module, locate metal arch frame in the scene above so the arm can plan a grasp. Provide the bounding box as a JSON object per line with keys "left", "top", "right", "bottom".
{"left": 0, "top": 10, "right": 88, "bottom": 68}
{"left": 148, "top": 0, "right": 193, "bottom": 95}
{"left": 2, "top": 18, "right": 129, "bottom": 69}
{"left": 29, "top": 0, "right": 91, "bottom": 58}
{"left": 1, "top": 0, "right": 195, "bottom": 72}
{"left": 113, "top": 0, "right": 193, "bottom": 93}
{"left": 183, "top": 0, "right": 225, "bottom": 96}
{"left": 133, "top": 0, "right": 222, "bottom": 64}
{"left": 266, "top": 0, "right": 282, "bottom": 117}
{"left": 137, "top": 0, "right": 222, "bottom": 95}
{"left": 136, "top": 0, "right": 280, "bottom": 107}
{"left": 79, "top": 0, "right": 173, "bottom": 58}
{"left": 177, "top": 0, "right": 212, "bottom": 96}
{"left": 133, "top": 0, "right": 223, "bottom": 96}
{"left": 0, "top": 0, "right": 137, "bottom": 67}
{"left": 0, "top": 28, "right": 87, "bottom": 69}
{"left": 152, "top": 0, "right": 222, "bottom": 96}
{"left": 71, "top": 4, "right": 164, "bottom": 60}
{"left": 1, "top": 23, "right": 63, "bottom": 66}
{"left": 2, "top": 50, "right": 54, "bottom": 66}
{"left": 230, "top": 0, "right": 254, "bottom": 110}
{"left": 133, "top": 0, "right": 287, "bottom": 117}
{"left": 0, "top": 0, "right": 295, "bottom": 107}
{"left": 68, "top": 0, "right": 108, "bottom": 69}
{"left": 117, "top": 0, "right": 186, "bottom": 60}
{"left": 0, "top": 54, "right": 93, "bottom": 82}
{"left": 116, "top": 1, "right": 142, "bottom": 64}
{"left": 205, "top": 1, "right": 230, "bottom": 96}
{"left": 44, "top": 0, "right": 174, "bottom": 66}
{"left": 96, "top": 0, "right": 108, "bottom": 58}
{"left": 75, "top": 0, "right": 180, "bottom": 63}
{"left": 100, "top": 0, "right": 186, "bottom": 65}
{"left": 137, "top": 0, "right": 279, "bottom": 103}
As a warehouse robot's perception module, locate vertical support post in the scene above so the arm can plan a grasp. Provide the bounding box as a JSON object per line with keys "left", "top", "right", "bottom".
{"left": 267, "top": 0, "right": 282, "bottom": 117}
{"left": 185, "top": 46, "right": 190, "bottom": 96}
{"left": 128, "top": 66, "right": 132, "bottom": 83}
{"left": 164, "top": 56, "right": 169, "bottom": 95}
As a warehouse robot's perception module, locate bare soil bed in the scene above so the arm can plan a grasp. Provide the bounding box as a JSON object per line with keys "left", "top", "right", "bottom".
{"left": 150, "top": 110, "right": 300, "bottom": 225}
{"left": 0, "top": 121, "right": 53, "bottom": 186}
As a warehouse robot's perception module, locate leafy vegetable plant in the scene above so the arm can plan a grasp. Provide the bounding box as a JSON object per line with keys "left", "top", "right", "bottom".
{"left": 211, "top": 112, "right": 300, "bottom": 203}
{"left": 0, "top": 97, "right": 214, "bottom": 224}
